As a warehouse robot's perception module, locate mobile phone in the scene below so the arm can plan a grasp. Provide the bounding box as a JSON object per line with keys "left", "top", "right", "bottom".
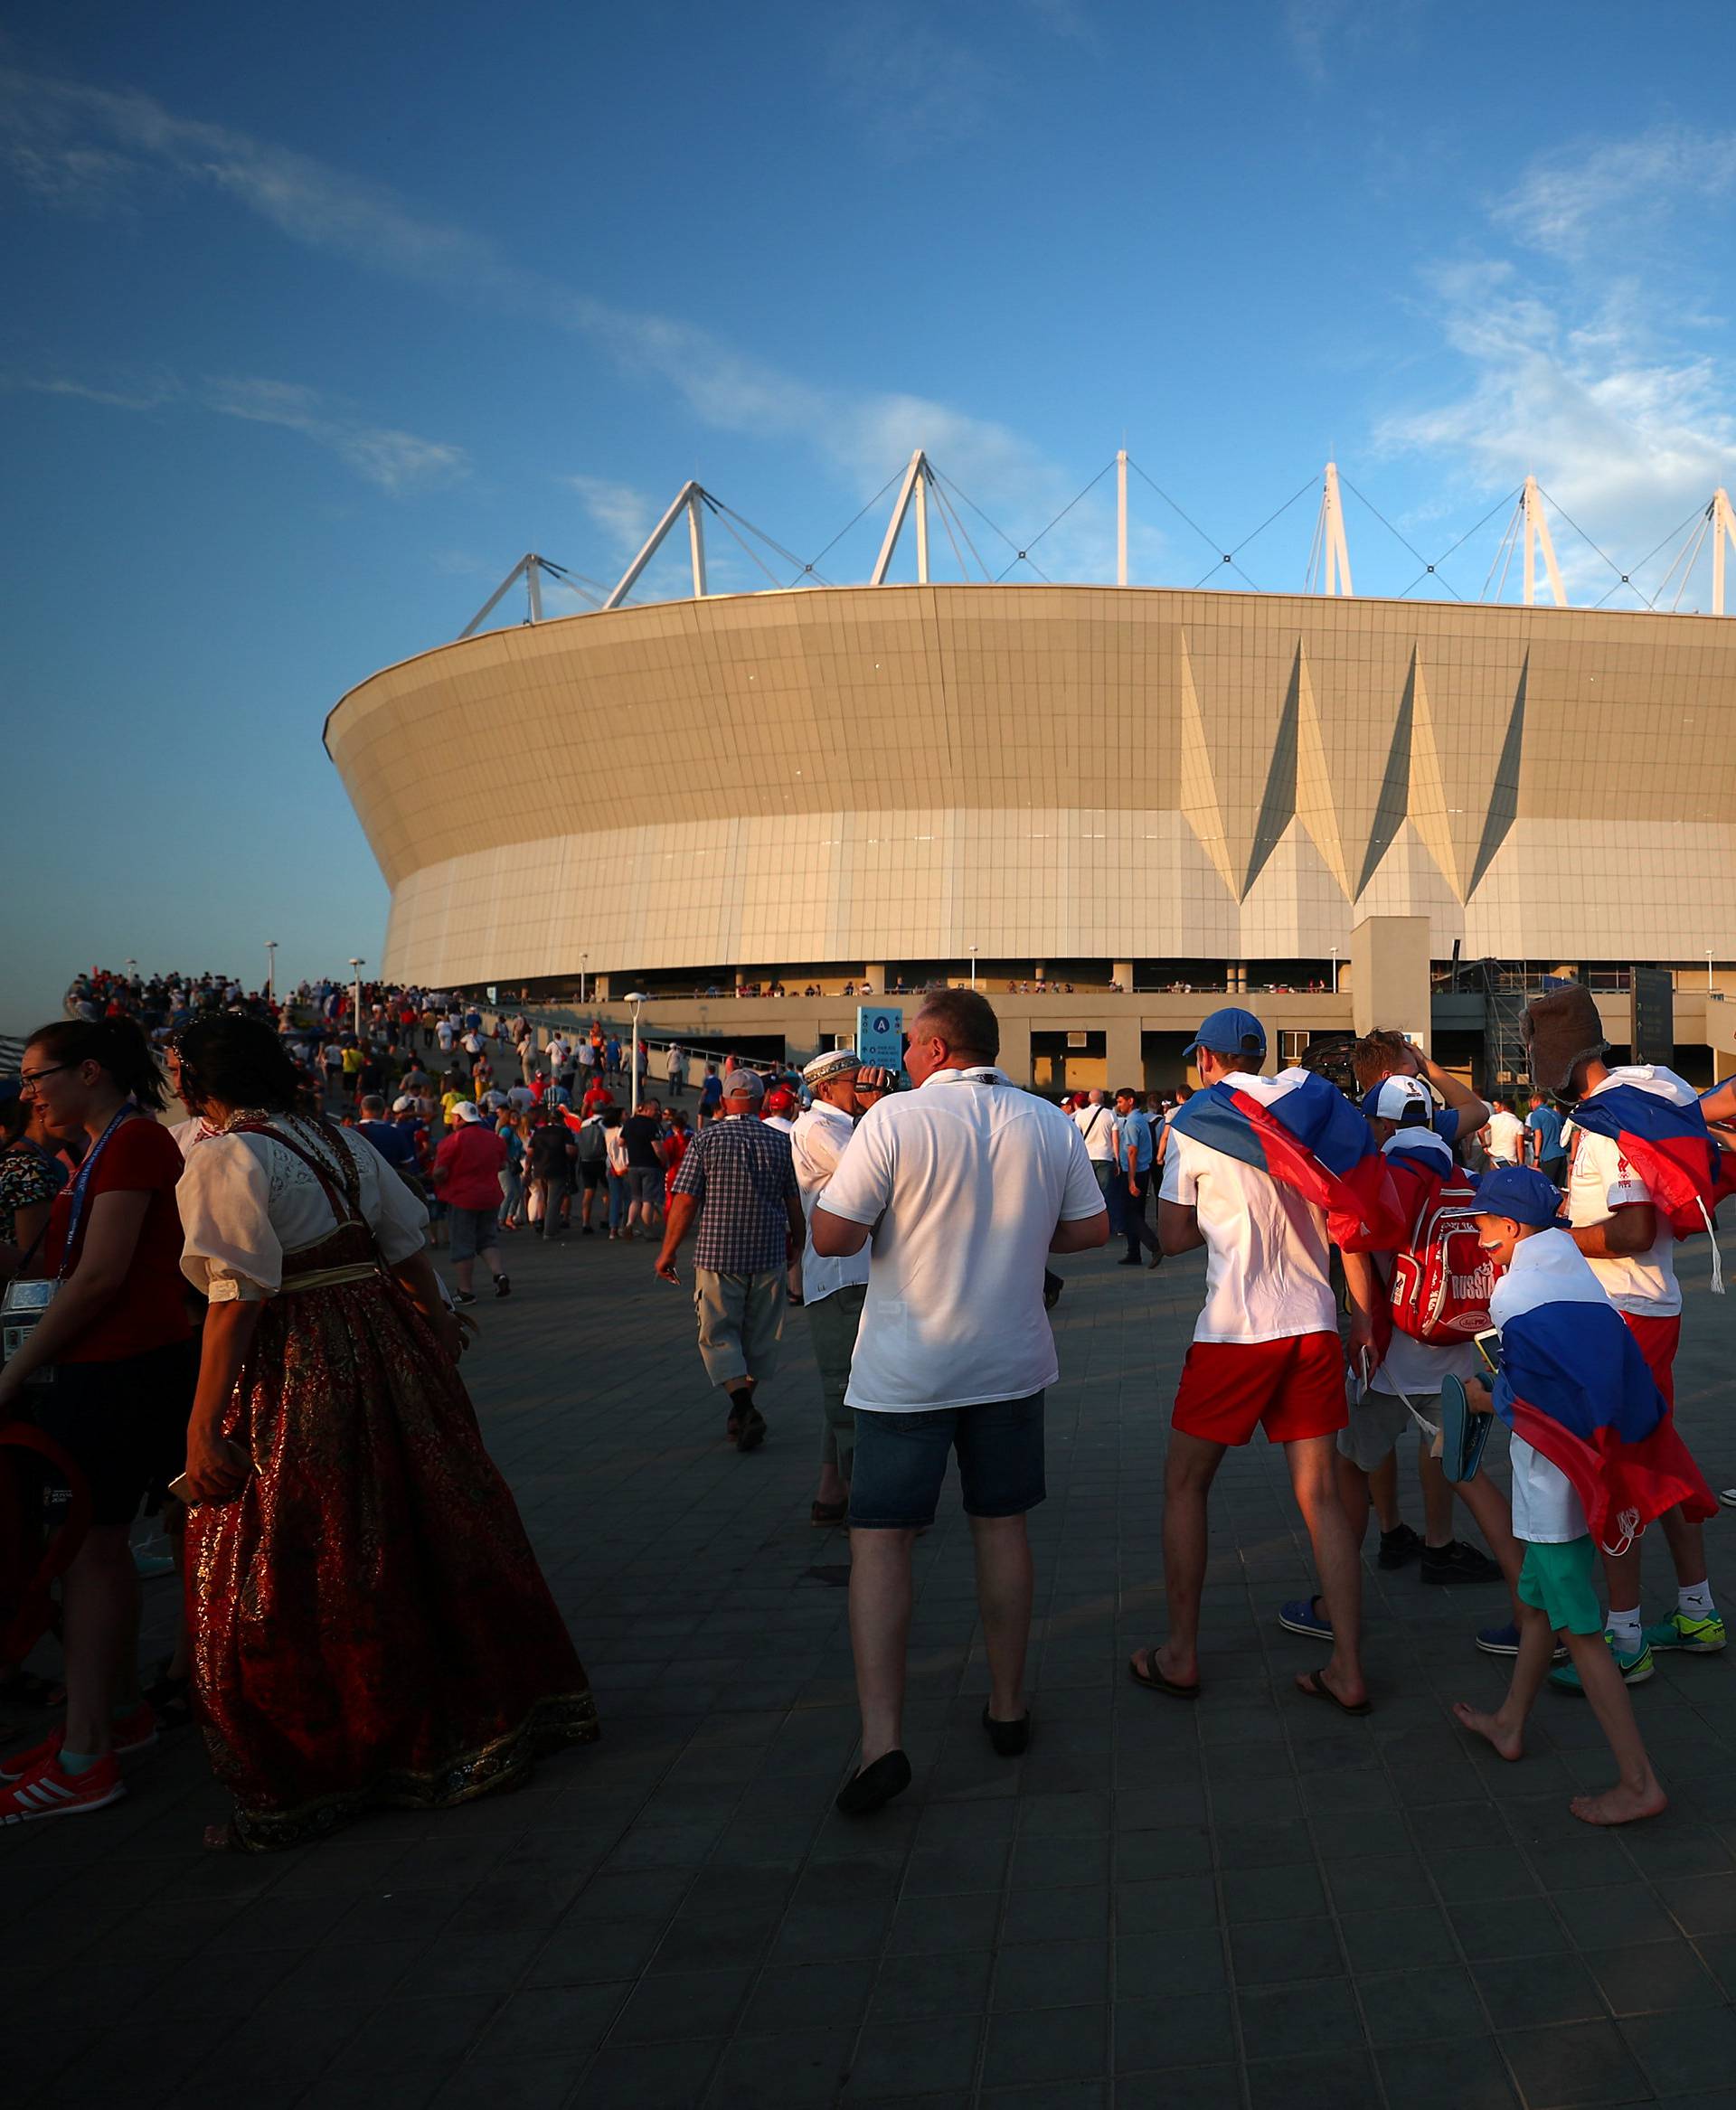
{"left": 167, "top": 1440, "right": 251, "bottom": 1506}
{"left": 1474, "top": 1329, "right": 1502, "bottom": 1378}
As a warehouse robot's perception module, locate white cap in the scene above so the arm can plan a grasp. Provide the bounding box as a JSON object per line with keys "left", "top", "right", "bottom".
{"left": 1363, "top": 1075, "right": 1434, "bottom": 1126}
{"left": 450, "top": 1100, "right": 484, "bottom": 1125}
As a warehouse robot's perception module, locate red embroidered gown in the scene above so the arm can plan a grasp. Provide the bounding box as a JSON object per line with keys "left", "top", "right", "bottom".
{"left": 180, "top": 1115, "right": 597, "bottom": 1850}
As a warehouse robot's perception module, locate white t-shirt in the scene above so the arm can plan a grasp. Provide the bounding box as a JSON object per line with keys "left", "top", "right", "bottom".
{"left": 790, "top": 1102, "right": 871, "bottom": 1303}
{"left": 546, "top": 1038, "right": 570, "bottom": 1068}
{"left": 1563, "top": 1069, "right": 1684, "bottom": 1317}
{"left": 1071, "top": 1102, "right": 1117, "bottom": 1163}
{"left": 1159, "top": 1072, "right": 1336, "bottom": 1345}
{"left": 1485, "top": 1108, "right": 1525, "bottom": 1164}
{"left": 820, "top": 1067, "right": 1103, "bottom": 1412}
{"left": 1489, "top": 1228, "right": 1600, "bottom": 1542}
{"left": 576, "top": 1041, "right": 596, "bottom": 1069}
{"left": 1368, "top": 1127, "right": 1479, "bottom": 1398}
{"left": 436, "top": 1021, "right": 455, "bottom": 1050}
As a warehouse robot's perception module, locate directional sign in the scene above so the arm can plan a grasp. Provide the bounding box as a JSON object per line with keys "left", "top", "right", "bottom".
{"left": 856, "top": 1004, "right": 904, "bottom": 1079}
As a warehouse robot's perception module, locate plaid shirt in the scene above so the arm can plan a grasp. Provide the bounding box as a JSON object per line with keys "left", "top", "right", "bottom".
{"left": 672, "top": 1115, "right": 801, "bottom": 1273}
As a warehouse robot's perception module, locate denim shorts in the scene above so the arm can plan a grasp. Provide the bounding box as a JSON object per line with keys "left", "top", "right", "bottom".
{"left": 448, "top": 1205, "right": 500, "bottom": 1262}
{"left": 848, "top": 1392, "right": 1045, "bottom": 1529}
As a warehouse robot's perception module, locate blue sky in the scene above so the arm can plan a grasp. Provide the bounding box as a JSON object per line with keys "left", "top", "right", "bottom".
{"left": 8, "top": 1, "right": 1736, "bottom": 1026}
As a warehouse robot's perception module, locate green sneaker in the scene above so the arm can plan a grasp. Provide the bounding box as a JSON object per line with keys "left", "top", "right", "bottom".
{"left": 1547, "top": 1634, "right": 1655, "bottom": 1694}
{"left": 1642, "top": 1610, "right": 1727, "bottom": 1654}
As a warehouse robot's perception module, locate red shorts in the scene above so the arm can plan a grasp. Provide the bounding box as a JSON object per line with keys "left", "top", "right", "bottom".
{"left": 1171, "top": 1333, "right": 1348, "bottom": 1447}
{"left": 1620, "top": 1311, "right": 1681, "bottom": 1408}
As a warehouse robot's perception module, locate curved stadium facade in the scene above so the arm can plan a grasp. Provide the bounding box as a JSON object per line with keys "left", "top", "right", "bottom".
{"left": 328, "top": 582, "right": 1736, "bottom": 995}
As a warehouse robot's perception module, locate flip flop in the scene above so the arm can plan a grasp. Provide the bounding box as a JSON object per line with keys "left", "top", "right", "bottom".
{"left": 1296, "top": 1668, "right": 1372, "bottom": 1717}
{"left": 1439, "top": 1374, "right": 1494, "bottom": 1484}
{"left": 1127, "top": 1648, "right": 1201, "bottom": 1700}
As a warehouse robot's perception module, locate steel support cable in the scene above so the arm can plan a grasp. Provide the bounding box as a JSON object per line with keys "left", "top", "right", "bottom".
{"left": 932, "top": 470, "right": 1052, "bottom": 582}
{"left": 797, "top": 464, "right": 908, "bottom": 583}
{"left": 1126, "top": 457, "right": 1227, "bottom": 560}
{"left": 928, "top": 474, "right": 995, "bottom": 580}
{"left": 1396, "top": 485, "right": 1521, "bottom": 601}
{"left": 1533, "top": 482, "right": 1636, "bottom": 598}
{"left": 991, "top": 458, "right": 1116, "bottom": 581}
{"left": 1590, "top": 500, "right": 1706, "bottom": 611}
{"left": 1338, "top": 473, "right": 1463, "bottom": 600}
{"left": 929, "top": 476, "right": 993, "bottom": 582}
{"left": 706, "top": 496, "right": 834, "bottom": 587}
{"left": 711, "top": 507, "right": 789, "bottom": 590}
{"left": 1189, "top": 472, "right": 1318, "bottom": 590}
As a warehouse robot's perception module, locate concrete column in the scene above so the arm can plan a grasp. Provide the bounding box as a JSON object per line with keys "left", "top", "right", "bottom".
{"left": 1104, "top": 1017, "right": 1143, "bottom": 1091}
{"left": 1351, "top": 915, "right": 1430, "bottom": 1051}
{"left": 998, "top": 1015, "right": 1033, "bottom": 1087}
{"left": 1228, "top": 963, "right": 1248, "bottom": 995}
{"left": 594, "top": 975, "right": 611, "bottom": 1002}
{"left": 865, "top": 964, "right": 886, "bottom": 991}
{"left": 1112, "top": 961, "right": 1134, "bottom": 990}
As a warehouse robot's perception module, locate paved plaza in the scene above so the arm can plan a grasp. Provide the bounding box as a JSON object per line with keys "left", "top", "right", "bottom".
{"left": 8, "top": 1225, "right": 1736, "bottom": 2109}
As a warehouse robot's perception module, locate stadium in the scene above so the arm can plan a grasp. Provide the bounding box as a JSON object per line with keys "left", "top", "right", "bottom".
{"left": 326, "top": 461, "right": 1736, "bottom": 1091}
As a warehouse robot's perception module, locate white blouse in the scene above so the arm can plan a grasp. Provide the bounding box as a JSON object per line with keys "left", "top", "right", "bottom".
{"left": 178, "top": 1117, "right": 429, "bottom": 1303}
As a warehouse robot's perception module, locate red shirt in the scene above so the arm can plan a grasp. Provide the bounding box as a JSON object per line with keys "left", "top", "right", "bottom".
{"left": 42, "top": 1116, "right": 191, "bottom": 1363}
{"left": 434, "top": 1124, "right": 508, "bottom": 1210}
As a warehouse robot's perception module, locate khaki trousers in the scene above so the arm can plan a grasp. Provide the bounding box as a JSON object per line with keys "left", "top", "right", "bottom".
{"left": 693, "top": 1267, "right": 786, "bottom": 1389}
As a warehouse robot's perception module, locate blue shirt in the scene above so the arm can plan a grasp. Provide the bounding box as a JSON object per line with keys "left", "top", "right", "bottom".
{"left": 356, "top": 1119, "right": 416, "bottom": 1171}
{"left": 1526, "top": 1104, "right": 1566, "bottom": 1163}
{"left": 1116, "top": 1110, "right": 1154, "bottom": 1173}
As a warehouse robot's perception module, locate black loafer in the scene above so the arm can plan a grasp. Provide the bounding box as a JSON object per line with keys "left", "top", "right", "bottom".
{"left": 835, "top": 1749, "right": 911, "bottom": 1816}
{"left": 981, "top": 1704, "right": 1031, "bottom": 1757}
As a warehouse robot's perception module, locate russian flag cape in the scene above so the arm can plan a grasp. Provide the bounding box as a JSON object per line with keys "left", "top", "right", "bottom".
{"left": 1167, "top": 1069, "right": 1406, "bottom": 1252}
{"left": 1566, "top": 1069, "right": 1736, "bottom": 1246}
{"left": 1491, "top": 1230, "right": 1714, "bottom": 1555}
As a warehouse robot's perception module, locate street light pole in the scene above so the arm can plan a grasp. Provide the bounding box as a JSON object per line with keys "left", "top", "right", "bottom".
{"left": 580, "top": 953, "right": 590, "bottom": 1007}
{"left": 1708, "top": 950, "right": 1716, "bottom": 994}
{"left": 625, "top": 992, "right": 648, "bottom": 1105}
{"left": 349, "top": 958, "right": 364, "bottom": 1038}
{"left": 1329, "top": 946, "right": 1340, "bottom": 994}
{"left": 968, "top": 946, "right": 977, "bottom": 991}
{"left": 265, "top": 940, "right": 278, "bottom": 999}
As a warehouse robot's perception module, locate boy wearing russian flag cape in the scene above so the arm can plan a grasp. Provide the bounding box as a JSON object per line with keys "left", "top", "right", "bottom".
{"left": 1452, "top": 1167, "right": 1713, "bottom": 1826}
{"left": 1522, "top": 984, "right": 1727, "bottom": 1687}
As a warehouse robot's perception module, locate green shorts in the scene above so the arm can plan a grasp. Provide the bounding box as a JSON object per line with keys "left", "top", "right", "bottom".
{"left": 1517, "top": 1536, "right": 1604, "bottom": 1636}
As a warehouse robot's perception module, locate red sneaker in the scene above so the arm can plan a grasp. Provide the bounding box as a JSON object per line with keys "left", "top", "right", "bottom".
{"left": 0, "top": 1702, "right": 156, "bottom": 1782}
{"left": 0, "top": 1750, "right": 125, "bottom": 1823}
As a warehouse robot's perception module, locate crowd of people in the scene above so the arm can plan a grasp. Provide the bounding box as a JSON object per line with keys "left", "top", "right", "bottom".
{"left": 3, "top": 967, "right": 1731, "bottom": 1856}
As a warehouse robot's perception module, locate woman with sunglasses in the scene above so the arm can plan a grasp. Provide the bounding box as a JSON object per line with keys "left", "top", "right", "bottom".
{"left": 0, "top": 1017, "right": 193, "bottom": 1822}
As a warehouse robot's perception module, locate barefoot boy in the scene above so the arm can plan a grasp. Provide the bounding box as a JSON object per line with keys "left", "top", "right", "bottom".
{"left": 1450, "top": 1165, "right": 1712, "bottom": 1826}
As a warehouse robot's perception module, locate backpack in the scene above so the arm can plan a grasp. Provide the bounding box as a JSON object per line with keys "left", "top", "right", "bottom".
{"left": 1388, "top": 1160, "right": 1496, "bottom": 1344}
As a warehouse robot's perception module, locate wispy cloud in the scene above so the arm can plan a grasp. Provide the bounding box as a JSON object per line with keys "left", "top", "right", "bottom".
{"left": 563, "top": 473, "right": 655, "bottom": 553}
{"left": 1377, "top": 129, "right": 1736, "bottom": 605}
{"left": 0, "top": 64, "right": 1109, "bottom": 570}
{"left": 823, "top": 15, "right": 1005, "bottom": 161}
{"left": 6, "top": 366, "right": 467, "bottom": 490}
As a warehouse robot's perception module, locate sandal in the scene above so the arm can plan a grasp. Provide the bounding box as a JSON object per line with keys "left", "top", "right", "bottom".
{"left": 1296, "top": 1668, "right": 1372, "bottom": 1717}
{"left": 810, "top": 1500, "right": 848, "bottom": 1526}
{"left": 1127, "top": 1647, "right": 1200, "bottom": 1700}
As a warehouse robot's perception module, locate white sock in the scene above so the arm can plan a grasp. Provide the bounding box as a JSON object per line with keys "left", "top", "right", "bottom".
{"left": 1606, "top": 1606, "right": 1643, "bottom": 1653}
{"left": 1679, "top": 1581, "right": 1716, "bottom": 1619}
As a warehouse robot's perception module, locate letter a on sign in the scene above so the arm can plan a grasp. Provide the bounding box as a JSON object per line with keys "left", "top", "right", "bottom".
{"left": 856, "top": 1005, "right": 904, "bottom": 1079}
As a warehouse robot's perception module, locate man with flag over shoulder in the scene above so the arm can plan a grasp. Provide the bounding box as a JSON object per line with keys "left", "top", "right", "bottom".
{"left": 1522, "top": 984, "right": 1729, "bottom": 1689}
{"left": 1128, "top": 1007, "right": 1404, "bottom": 1717}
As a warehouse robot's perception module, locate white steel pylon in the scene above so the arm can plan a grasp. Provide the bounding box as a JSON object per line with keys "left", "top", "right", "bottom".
{"left": 1521, "top": 475, "right": 1566, "bottom": 607}
{"left": 1712, "top": 488, "right": 1736, "bottom": 615}
{"left": 458, "top": 553, "right": 606, "bottom": 638}
{"left": 603, "top": 481, "right": 712, "bottom": 609}
{"left": 1306, "top": 461, "right": 1354, "bottom": 596}
{"left": 870, "top": 450, "right": 934, "bottom": 585}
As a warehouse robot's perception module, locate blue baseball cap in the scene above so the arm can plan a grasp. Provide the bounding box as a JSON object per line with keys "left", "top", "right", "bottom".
{"left": 1473, "top": 1165, "right": 1563, "bottom": 1228}
{"left": 1183, "top": 1006, "right": 1267, "bottom": 1065}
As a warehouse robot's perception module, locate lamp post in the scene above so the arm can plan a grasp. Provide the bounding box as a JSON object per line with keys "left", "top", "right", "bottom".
{"left": 265, "top": 940, "right": 278, "bottom": 999}
{"left": 125, "top": 957, "right": 137, "bottom": 984}
{"left": 1708, "top": 950, "right": 1716, "bottom": 994}
{"left": 625, "top": 992, "right": 648, "bottom": 1106}
{"left": 349, "top": 958, "right": 364, "bottom": 1039}
{"left": 968, "top": 946, "right": 977, "bottom": 990}
{"left": 580, "top": 952, "right": 590, "bottom": 1008}
{"left": 1329, "top": 946, "right": 1339, "bottom": 994}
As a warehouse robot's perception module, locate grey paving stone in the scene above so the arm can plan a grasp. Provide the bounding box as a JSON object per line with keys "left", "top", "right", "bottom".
{"left": 1376, "top": 2034, "right": 1522, "bottom": 2109}
{"left": 1236, "top": 1973, "right": 1361, "bottom": 2060}
{"left": 980, "top": 2002, "right": 1109, "bottom": 2088}
{"left": 869, "top": 1946, "right": 995, "bottom": 2021}
{"left": 1246, "top": 2047, "right": 1383, "bottom": 2108}
{"left": 844, "top": 2012, "right": 986, "bottom": 2096}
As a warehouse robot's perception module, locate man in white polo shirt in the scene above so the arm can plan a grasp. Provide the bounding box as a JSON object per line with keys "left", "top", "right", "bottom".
{"left": 791, "top": 1048, "right": 872, "bottom": 1525}
{"left": 1130, "top": 1006, "right": 1368, "bottom": 1715}
{"left": 812, "top": 989, "right": 1107, "bottom": 1814}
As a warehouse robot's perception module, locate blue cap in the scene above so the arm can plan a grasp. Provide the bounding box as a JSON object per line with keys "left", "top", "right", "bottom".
{"left": 1183, "top": 1006, "right": 1267, "bottom": 1065}
{"left": 1473, "top": 1165, "right": 1563, "bottom": 1228}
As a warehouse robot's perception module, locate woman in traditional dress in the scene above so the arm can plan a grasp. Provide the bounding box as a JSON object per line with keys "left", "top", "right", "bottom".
{"left": 172, "top": 1015, "right": 596, "bottom": 1851}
